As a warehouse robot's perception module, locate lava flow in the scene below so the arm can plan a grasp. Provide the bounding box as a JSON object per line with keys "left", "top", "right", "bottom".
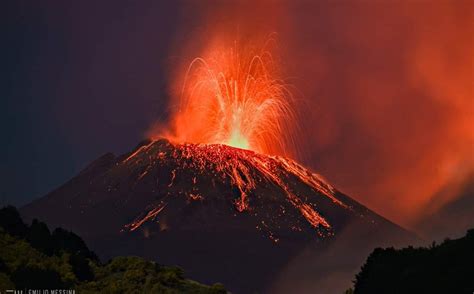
{"left": 122, "top": 139, "right": 357, "bottom": 239}
{"left": 157, "top": 41, "right": 297, "bottom": 157}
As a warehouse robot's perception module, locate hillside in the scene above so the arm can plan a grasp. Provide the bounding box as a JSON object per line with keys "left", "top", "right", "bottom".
{"left": 0, "top": 206, "right": 226, "bottom": 293}
{"left": 350, "top": 228, "right": 474, "bottom": 294}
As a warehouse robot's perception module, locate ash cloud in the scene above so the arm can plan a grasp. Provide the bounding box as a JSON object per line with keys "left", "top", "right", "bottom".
{"left": 281, "top": 1, "right": 474, "bottom": 229}
{"left": 167, "top": 1, "right": 473, "bottom": 230}
{"left": 159, "top": 2, "right": 473, "bottom": 292}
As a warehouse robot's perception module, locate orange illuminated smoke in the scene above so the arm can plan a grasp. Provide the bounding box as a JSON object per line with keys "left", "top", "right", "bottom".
{"left": 164, "top": 42, "right": 297, "bottom": 156}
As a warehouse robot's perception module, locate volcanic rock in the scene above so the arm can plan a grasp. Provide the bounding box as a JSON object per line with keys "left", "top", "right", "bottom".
{"left": 22, "top": 139, "right": 415, "bottom": 293}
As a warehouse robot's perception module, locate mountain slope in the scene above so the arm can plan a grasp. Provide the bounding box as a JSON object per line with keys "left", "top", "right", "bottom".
{"left": 22, "top": 139, "right": 415, "bottom": 293}
{"left": 0, "top": 206, "right": 225, "bottom": 293}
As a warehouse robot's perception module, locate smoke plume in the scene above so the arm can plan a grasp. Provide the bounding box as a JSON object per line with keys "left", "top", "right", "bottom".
{"left": 163, "top": 1, "right": 473, "bottom": 229}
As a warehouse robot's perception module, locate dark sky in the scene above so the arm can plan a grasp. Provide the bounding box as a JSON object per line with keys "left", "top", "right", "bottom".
{"left": 2, "top": 1, "right": 472, "bottom": 231}
{"left": 2, "top": 1, "right": 182, "bottom": 206}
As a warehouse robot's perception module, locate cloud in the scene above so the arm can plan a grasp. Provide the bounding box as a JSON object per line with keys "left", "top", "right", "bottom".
{"left": 163, "top": 1, "right": 473, "bottom": 229}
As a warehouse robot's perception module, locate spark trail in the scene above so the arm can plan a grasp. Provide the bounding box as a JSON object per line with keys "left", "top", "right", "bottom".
{"left": 160, "top": 42, "right": 297, "bottom": 157}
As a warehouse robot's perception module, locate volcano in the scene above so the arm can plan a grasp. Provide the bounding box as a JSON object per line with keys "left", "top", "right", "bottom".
{"left": 22, "top": 139, "right": 415, "bottom": 293}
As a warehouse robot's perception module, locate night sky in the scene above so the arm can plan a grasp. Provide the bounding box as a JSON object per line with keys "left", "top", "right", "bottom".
{"left": 2, "top": 1, "right": 181, "bottom": 206}
{"left": 2, "top": 1, "right": 473, "bottom": 232}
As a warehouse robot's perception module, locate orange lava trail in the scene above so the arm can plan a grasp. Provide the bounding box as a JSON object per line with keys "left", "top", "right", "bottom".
{"left": 126, "top": 203, "right": 167, "bottom": 232}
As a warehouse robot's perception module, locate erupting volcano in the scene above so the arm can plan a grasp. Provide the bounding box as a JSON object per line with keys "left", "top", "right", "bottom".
{"left": 22, "top": 139, "right": 413, "bottom": 292}
{"left": 123, "top": 139, "right": 345, "bottom": 236}
{"left": 21, "top": 43, "right": 415, "bottom": 293}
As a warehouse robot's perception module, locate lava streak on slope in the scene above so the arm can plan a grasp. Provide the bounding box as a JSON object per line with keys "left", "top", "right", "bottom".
{"left": 122, "top": 139, "right": 361, "bottom": 240}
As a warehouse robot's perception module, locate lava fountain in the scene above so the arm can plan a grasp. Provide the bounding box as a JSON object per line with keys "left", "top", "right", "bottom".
{"left": 160, "top": 41, "right": 298, "bottom": 157}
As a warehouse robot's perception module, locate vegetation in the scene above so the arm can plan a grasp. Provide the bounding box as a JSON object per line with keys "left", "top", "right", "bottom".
{"left": 0, "top": 206, "right": 226, "bottom": 293}
{"left": 350, "top": 229, "right": 474, "bottom": 294}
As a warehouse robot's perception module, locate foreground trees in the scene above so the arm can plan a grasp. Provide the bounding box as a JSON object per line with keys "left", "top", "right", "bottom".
{"left": 0, "top": 206, "right": 225, "bottom": 293}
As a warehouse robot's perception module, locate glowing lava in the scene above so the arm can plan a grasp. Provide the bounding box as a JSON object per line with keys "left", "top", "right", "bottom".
{"left": 122, "top": 140, "right": 354, "bottom": 238}
{"left": 133, "top": 41, "right": 361, "bottom": 240}
{"left": 161, "top": 42, "right": 296, "bottom": 156}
